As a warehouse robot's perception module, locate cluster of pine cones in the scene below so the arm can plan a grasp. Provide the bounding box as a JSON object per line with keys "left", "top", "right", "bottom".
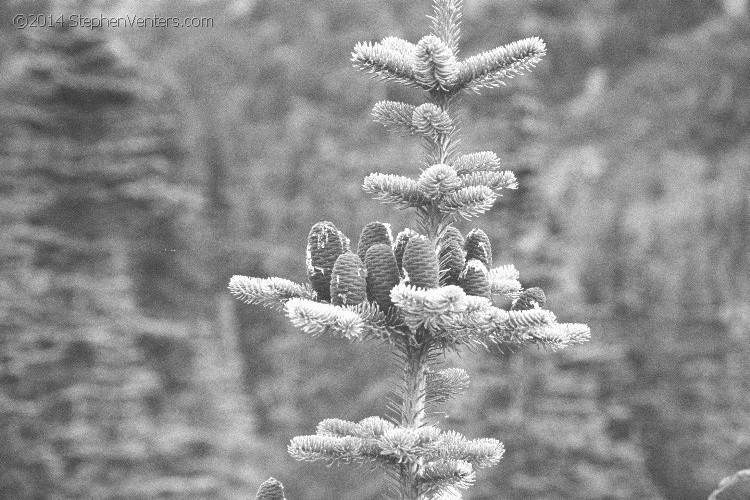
{"left": 306, "top": 220, "right": 545, "bottom": 312}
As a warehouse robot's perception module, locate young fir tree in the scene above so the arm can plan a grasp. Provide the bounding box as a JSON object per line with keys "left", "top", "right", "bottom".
{"left": 230, "top": 1, "right": 590, "bottom": 498}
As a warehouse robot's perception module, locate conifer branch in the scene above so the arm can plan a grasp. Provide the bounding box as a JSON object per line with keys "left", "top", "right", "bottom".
{"left": 505, "top": 307, "right": 556, "bottom": 329}
{"left": 316, "top": 418, "right": 361, "bottom": 437}
{"left": 432, "top": 305, "right": 509, "bottom": 346}
{"left": 454, "top": 37, "right": 547, "bottom": 93}
{"left": 353, "top": 301, "right": 394, "bottom": 342}
{"left": 417, "top": 164, "right": 462, "bottom": 198}
{"left": 459, "top": 438, "right": 506, "bottom": 468}
{"left": 440, "top": 186, "right": 497, "bottom": 219}
{"left": 287, "top": 435, "right": 367, "bottom": 464}
{"left": 228, "top": 276, "right": 315, "bottom": 310}
{"left": 488, "top": 320, "right": 591, "bottom": 350}
{"left": 419, "top": 459, "right": 475, "bottom": 492}
{"left": 425, "top": 367, "right": 470, "bottom": 405}
{"left": 429, "top": 0, "right": 463, "bottom": 55}
{"left": 412, "top": 103, "right": 454, "bottom": 140}
{"left": 357, "top": 416, "right": 398, "bottom": 438}
{"left": 459, "top": 170, "right": 518, "bottom": 192}
{"left": 352, "top": 40, "right": 422, "bottom": 89}
{"left": 490, "top": 280, "right": 523, "bottom": 300}
{"left": 488, "top": 265, "right": 522, "bottom": 299}
{"left": 522, "top": 322, "right": 592, "bottom": 349}
{"left": 391, "top": 283, "right": 468, "bottom": 332}
{"left": 372, "top": 101, "right": 417, "bottom": 135}
{"left": 427, "top": 430, "right": 504, "bottom": 468}
{"left": 363, "top": 173, "right": 431, "bottom": 208}
{"left": 284, "top": 298, "right": 364, "bottom": 339}
{"left": 463, "top": 294, "right": 494, "bottom": 313}
{"left": 285, "top": 298, "right": 393, "bottom": 342}
{"left": 313, "top": 416, "right": 400, "bottom": 454}
{"left": 291, "top": 417, "right": 505, "bottom": 487}
{"left": 414, "top": 35, "right": 459, "bottom": 90}
{"left": 488, "top": 264, "right": 519, "bottom": 281}
{"left": 379, "top": 427, "right": 423, "bottom": 463}
{"left": 451, "top": 151, "right": 503, "bottom": 174}
{"left": 381, "top": 36, "right": 419, "bottom": 58}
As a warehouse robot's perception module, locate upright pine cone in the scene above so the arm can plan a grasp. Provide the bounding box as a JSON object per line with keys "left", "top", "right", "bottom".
{"left": 440, "top": 226, "right": 465, "bottom": 248}
{"left": 402, "top": 235, "right": 439, "bottom": 289}
{"left": 465, "top": 228, "right": 492, "bottom": 268}
{"left": 439, "top": 239, "right": 465, "bottom": 286}
{"left": 512, "top": 287, "right": 546, "bottom": 310}
{"left": 357, "top": 221, "right": 393, "bottom": 262}
{"left": 307, "top": 221, "right": 348, "bottom": 302}
{"left": 255, "top": 478, "right": 286, "bottom": 500}
{"left": 459, "top": 259, "right": 491, "bottom": 299}
{"left": 394, "top": 228, "right": 418, "bottom": 276}
{"left": 330, "top": 252, "right": 368, "bottom": 306}
{"left": 365, "top": 244, "right": 401, "bottom": 311}
{"left": 438, "top": 226, "right": 465, "bottom": 286}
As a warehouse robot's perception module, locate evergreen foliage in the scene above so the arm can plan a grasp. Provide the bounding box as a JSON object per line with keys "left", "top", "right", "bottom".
{"left": 103, "top": 0, "right": 744, "bottom": 497}
{"left": 0, "top": 20, "right": 256, "bottom": 499}
{"left": 0, "top": 0, "right": 736, "bottom": 498}
{"left": 230, "top": 1, "right": 590, "bottom": 497}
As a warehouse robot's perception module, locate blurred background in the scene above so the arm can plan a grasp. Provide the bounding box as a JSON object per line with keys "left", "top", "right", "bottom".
{"left": 0, "top": 0, "right": 748, "bottom": 498}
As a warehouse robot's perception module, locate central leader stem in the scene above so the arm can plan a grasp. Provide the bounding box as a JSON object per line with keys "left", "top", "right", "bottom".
{"left": 402, "top": 342, "right": 429, "bottom": 428}
{"left": 398, "top": 88, "right": 453, "bottom": 500}
{"left": 400, "top": 341, "right": 430, "bottom": 500}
